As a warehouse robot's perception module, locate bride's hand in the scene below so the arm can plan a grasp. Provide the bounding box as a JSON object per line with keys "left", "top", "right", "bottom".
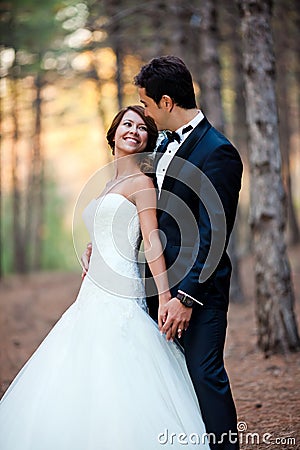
{"left": 159, "top": 298, "right": 192, "bottom": 341}
{"left": 81, "top": 242, "right": 92, "bottom": 279}
{"left": 158, "top": 291, "right": 171, "bottom": 329}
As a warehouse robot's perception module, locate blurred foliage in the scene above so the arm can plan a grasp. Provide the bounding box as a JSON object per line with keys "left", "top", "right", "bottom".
{"left": 2, "top": 170, "right": 76, "bottom": 274}
{"left": 41, "top": 172, "right": 77, "bottom": 270}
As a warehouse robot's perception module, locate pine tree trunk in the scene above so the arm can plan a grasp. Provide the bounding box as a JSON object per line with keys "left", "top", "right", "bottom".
{"left": 278, "top": 76, "right": 300, "bottom": 245}
{"left": 231, "top": 19, "right": 248, "bottom": 158}
{"left": 228, "top": 214, "right": 245, "bottom": 303}
{"left": 231, "top": 6, "right": 251, "bottom": 272}
{"left": 149, "top": 1, "right": 167, "bottom": 56}
{"left": 114, "top": 40, "right": 124, "bottom": 110}
{"left": 31, "top": 71, "right": 44, "bottom": 270}
{"left": 105, "top": 0, "right": 124, "bottom": 109}
{"left": 0, "top": 78, "right": 2, "bottom": 279}
{"left": 198, "top": 0, "right": 244, "bottom": 301}
{"left": 198, "top": 0, "right": 225, "bottom": 132}
{"left": 168, "top": 0, "right": 189, "bottom": 59}
{"left": 11, "top": 74, "right": 27, "bottom": 273}
{"left": 274, "top": 0, "right": 300, "bottom": 245}
{"left": 237, "top": 0, "right": 300, "bottom": 354}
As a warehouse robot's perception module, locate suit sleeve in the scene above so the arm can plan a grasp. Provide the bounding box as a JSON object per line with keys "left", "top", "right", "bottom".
{"left": 177, "top": 143, "right": 243, "bottom": 301}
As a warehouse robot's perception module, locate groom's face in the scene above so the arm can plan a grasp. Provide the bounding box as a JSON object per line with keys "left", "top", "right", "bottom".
{"left": 138, "top": 88, "right": 169, "bottom": 131}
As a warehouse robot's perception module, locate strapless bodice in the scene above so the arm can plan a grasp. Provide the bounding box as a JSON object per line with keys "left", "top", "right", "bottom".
{"left": 82, "top": 193, "right": 146, "bottom": 303}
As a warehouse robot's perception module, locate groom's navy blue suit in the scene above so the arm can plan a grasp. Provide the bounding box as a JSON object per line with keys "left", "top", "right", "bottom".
{"left": 146, "top": 117, "right": 243, "bottom": 450}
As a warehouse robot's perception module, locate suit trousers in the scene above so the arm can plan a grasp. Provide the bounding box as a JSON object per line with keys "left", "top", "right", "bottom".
{"left": 180, "top": 306, "right": 239, "bottom": 450}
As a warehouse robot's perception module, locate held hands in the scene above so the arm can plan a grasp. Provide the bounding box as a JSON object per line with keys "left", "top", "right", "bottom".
{"left": 81, "top": 242, "right": 92, "bottom": 279}
{"left": 158, "top": 297, "right": 193, "bottom": 341}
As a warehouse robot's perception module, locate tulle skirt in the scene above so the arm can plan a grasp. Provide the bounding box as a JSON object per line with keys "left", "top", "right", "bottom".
{"left": 0, "top": 276, "right": 209, "bottom": 449}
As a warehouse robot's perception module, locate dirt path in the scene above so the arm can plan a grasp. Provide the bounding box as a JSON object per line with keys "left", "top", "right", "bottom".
{"left": 1, "top": 247, "right": 299, "bottom": 449}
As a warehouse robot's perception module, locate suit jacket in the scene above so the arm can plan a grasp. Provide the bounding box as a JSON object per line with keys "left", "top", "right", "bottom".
{"left": 146, "top": 117, "right": 243, "bottom": 313}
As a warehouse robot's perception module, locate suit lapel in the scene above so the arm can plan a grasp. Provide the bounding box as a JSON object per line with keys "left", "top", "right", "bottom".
{"left": 158, "top": 117, "right": 211, "bottom": 208}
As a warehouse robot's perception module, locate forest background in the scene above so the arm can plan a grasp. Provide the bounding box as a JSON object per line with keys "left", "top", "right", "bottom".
{"left": 0, "top": 1, "right": 300, "bottom": 446}
{"left": 1, "top": 0, "right": 298, "bottom": 275}
{"left": 2, "top": 0, "right": 300, "bottom": 348}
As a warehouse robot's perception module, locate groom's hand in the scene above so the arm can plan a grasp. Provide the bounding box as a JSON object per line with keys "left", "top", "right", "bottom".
{"left": 81, "top": 242, "right": 92, "bottom": 279}
{"left": 159, "top": 298, "right": 192, "bottom": 341}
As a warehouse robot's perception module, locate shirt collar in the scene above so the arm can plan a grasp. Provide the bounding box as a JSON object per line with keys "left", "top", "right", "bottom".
{"left": 176, "top": 110, "right": 204, "bottom": 141}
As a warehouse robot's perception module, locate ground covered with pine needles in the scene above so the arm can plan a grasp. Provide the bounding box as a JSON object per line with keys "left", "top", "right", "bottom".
{"left": 1, "top": 246, "right": 299, "bottom": 449}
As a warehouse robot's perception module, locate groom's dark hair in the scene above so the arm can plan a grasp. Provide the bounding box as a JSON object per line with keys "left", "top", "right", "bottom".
{"left": 134, "top": 55, "right": 197, "bottom": 109}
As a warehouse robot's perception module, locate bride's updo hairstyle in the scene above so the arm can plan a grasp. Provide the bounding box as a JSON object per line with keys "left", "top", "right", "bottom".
{"left": 106, "top": 105, "right": 158, "bottom": 156}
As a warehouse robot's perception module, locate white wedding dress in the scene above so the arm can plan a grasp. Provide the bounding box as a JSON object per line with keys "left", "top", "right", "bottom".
{"left": 0, "top": 193, "right": 210, "bottom": 450}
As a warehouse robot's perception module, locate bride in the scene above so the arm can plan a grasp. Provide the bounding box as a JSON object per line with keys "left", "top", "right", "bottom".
{"left": 0, "top": 105, "right": 210, "bottom": 449}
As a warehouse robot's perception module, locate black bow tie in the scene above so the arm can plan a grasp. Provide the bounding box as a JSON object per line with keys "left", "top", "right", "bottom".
{"left": 165, "top": 125, "right": 193, "bottom": 145}
{"left": 165, "top": 131, "right": 181, "bottom": 144}
{"left": 182, "top": 124, "right": 193, "bottom": 134}
{"left": 156, "top": 125, "right": 194, "bottom": 154}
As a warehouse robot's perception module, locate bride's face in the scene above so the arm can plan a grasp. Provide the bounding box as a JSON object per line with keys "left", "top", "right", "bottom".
{"left": 114, "top": 111, "right": 148, "bottom": 156}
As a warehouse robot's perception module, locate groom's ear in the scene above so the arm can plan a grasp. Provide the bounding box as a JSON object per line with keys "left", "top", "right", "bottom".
{"left": 160, "top": 95, "right": 174, "bottom": 112}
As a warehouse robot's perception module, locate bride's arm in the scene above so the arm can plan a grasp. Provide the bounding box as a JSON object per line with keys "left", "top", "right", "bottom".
{"left": 133, "top": 176, "right": 171, "bottom": 318}
{"left": 81, "top": 242, "right": 92, "bottom": 279}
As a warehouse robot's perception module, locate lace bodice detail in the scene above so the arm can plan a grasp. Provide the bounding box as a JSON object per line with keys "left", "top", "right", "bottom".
{"left": 83, "top": 193, "right": 146, "bottom": 309}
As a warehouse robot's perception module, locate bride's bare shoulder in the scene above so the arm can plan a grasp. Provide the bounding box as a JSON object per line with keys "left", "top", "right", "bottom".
{"left": 132, "top": 172, "right": 155, "bottom": 192}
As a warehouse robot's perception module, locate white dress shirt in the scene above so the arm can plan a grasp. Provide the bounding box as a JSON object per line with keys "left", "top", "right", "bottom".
{"left": 156, "top": 110, "right": 204, "bottom": 195}
{"left": 156, "top": 110, "right": 205, "bottom": 306}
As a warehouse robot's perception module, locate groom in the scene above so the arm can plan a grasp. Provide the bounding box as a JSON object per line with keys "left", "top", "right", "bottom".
{"left": 83, "top": 56, "right": 242, "bottom": 449}
{"left": 134, "top": 56, "right": 242, "bottom": 450}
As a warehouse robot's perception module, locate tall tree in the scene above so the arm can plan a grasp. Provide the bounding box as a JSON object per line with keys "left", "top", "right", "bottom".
{"left": 29, "top": 68, "right": 45, "bottom": 269}
{"left": 237, "top": 0, "right": 300, "bottom": 353}
{"left": 0, "top": 88, "right": 2, "bottom": 279}
{"left": 10, "top": 71, "right": 27, "bottom": 273}
{"left": 198, "top": 0, "right": 244, "bottom": 302}
{"left": 198, "top": 0, "right": 224, "bottom": 132}
{"left": 218, "top": 1, "right": 250, "bottom": 297}
{"left": 167, "top": 0, "right": 191, "bottom": 59}
{"left": 150, "top": 1, "right": 168, "bottom": 56}
{"left": 105, "top": 0, "right": 125, "bottom": 109}
{"left": 2, "top": 0, "right": 70, "bottom": 273}
{"left": 273, "top": 0, "right": 300, "bottom": 245}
